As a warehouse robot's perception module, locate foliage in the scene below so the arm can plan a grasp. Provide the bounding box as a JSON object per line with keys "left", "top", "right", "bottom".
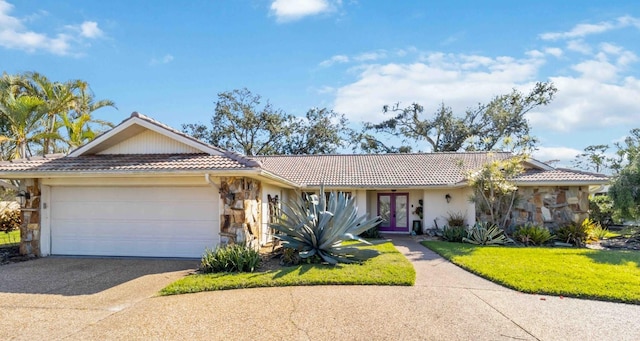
{"left": 359, "top": 223, "right": 382, "bottom": 239}
{"left": 355, "top": 82, "right": 556, "bottom": 153}
{"left": 609, "top": 155, "right": 640, "bottom": 219}
{"left": 279, "top": 247, "right": 301, "bottom": 266}
{"left": 512, "top": 224, "right": 553, "bottom": 246}
{"left": 200, "top": 244, "right": 261, "bottom": 273}
{"left": 285, "top": 108, "right": 352, "bottom": 155}
{"left": 466, "top": 155, "right": 525, "bottom": 229}
{"left": 572, "top": 144, "right": 610, "bottom": 173}
{"left": 609, "top": 128, "right": 640, "bottom": 174}
{"left": 271, "top": 186, "right": 382, "bottom": 265}
{"left": 182, "top": 88, "right": 352, "bottom": 155}
{"left": 0, "top": 207, "right": 21, "bottom": 232}
{"left": 589, "top": 195, "right": 615, "bottom": 227}
{"left": 446, "top": 211, "right": 465, "bottom": 227}
{"left": 442, "top": 225, "right": 467, "bottom": 242}
{"left": 555, "top": 219, "right": 597, "bottom": 247}
{"left": 161, "top": 241, "right": 415, "bottom": 295}
{"left": 589, "top": 224, "right": 609, "bottom": 241}
{"left": 463, "top": 222, "right": 510, "bottom": 245}
{"left": 0, "top": 71, "right": 115, "bottom": 159}
{"left": 422, "top": 241, "right": 640, "bottom": 304}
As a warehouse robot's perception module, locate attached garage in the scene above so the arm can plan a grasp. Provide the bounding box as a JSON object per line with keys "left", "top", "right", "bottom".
{"left": 50, "top": 186, "right": 219, "bottom": 258}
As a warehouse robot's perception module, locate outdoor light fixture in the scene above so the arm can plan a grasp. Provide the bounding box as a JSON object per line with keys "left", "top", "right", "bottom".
{"left": 445, "top": 193, "right": 452, "bottom": 203}
{"left": 16, "top": 190, "right": 30, "bottom": 208}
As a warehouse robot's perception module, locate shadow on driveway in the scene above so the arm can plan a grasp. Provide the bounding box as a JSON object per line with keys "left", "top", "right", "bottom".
{"left": 0, "top": 257, "right": 198, "bottom": 296}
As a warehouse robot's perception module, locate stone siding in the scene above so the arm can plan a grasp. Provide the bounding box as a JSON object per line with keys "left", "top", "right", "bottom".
{"left": 219, "top": 177, "right": 261, "bottom": 249}
{"left": 19, "top": 178, "right": 41, "bottom": 257}
{"left": 512, "top": 186, "right": 589, "bottom": 229}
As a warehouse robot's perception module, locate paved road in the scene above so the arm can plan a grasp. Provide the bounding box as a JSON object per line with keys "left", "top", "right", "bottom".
{"left": 0, "top": 237, "right": 638, "bottom": 340}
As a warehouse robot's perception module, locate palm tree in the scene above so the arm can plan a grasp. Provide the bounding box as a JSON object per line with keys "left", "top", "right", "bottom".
{"left": 0, "top": 93, "right": 50, "bottom": 159}
{"left": 72, "top": 81, "right": 116, "bottom": 118}
{"left": 23, "top": 72, "right": 81, "bottom": 154}
{"left": 58, "top": 112, "right": 113, "bottom": 151}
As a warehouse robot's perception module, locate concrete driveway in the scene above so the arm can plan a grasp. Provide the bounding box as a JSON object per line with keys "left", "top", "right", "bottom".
{"left": 1, "top": 239, "right": 639, "bottom": 340}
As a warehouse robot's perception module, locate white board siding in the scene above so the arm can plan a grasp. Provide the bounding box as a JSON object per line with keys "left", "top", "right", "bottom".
{"left": 98, "top": 129, "right": 202, "bottom": 154}
{"left": 50, "top": 186, "right": 219, "bottom": 258}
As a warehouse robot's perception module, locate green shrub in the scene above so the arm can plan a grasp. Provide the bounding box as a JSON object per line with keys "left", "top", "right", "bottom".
{"left": 590, "top": 224, "right": 609, "bottom": 241}
{"left": 0, "top": 207, "right": 21, "bottom": 232}
{"left": 589, "top": 195, "right": 614, "bottom": 227}
{"left": 200, "top": 244, "right": 261, "bottom": 273}
{"left": 513, "top": 224, "right": 554, "bottom": 246}
{"left": 556, "top": 218, "right": 597, "bottom": 247}
{"left": 359, "top": 223, "right": 381, "bottom": 239}
{"left": 447, "top": 212, "right": 465, "bottom": 227}
{"left": 463, "top": 222, "right": 509, "bottom": 245}
{"left": 442, "top": 225, "right": 467, "bottom": 242}
{"left": 271, "top": 185, "right": 382, "bottom": 265}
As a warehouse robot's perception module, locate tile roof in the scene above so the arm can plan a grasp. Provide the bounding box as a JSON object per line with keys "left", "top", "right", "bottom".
{"left": 0, "top": 153, "right": 256, "bottom": 173}
{"left": 256, "top": 152, "right": 514, "bottom": 187}
{"left": 515, "top": 168, "right": 609, "bottom": 183}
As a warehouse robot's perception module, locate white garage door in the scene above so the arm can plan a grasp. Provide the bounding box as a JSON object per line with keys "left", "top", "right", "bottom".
{"left": 51, "top": 186, "right": 219, "bottom": 258}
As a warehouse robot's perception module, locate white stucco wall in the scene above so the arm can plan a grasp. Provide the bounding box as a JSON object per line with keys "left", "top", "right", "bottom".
{"left": 422, "top": 187, "right": 475, "bottom": 230}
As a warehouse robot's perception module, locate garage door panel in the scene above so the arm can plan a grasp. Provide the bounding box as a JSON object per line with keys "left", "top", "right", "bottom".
{"left": 52, "top": 201, "right": 216, "bottom": 221}
{"left": 51, "top": 186, "right": 220, "bottom": 258}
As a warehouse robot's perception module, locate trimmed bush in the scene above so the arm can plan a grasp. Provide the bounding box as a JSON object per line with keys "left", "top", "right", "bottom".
{"left": 200, "top": 244, "right": 261, "bottom": 273}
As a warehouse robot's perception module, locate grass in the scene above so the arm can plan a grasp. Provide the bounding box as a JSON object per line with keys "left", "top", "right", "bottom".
{"left": 161, "top": 241, "right": 415, "bottom": 295}
{"left": 0, "top": 230, "right": 19, "bottom": 247}
{"left": 422, "top": 241, "right": 640, "bottom": 304}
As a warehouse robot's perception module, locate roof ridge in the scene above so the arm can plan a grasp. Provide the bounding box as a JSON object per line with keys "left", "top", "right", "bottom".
{"left": 256, "top": 151, "right": 514, "bottom": 158}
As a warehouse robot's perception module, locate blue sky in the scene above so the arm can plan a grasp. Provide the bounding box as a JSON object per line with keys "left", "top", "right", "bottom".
{"left": 1, "top": 0, "right": 639, "bottom": 168}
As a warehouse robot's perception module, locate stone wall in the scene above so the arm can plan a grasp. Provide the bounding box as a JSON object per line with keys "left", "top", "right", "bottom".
{"left": 20, "top": 178, "right": 41, "bottom": 257}
{"left": 511, "top": 186, "right": 589, "bottom": 229}
{"left": 219, "top": 177, "right": 261, "bottom": 249}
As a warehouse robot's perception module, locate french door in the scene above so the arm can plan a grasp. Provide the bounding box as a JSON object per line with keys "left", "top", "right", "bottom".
{"left": 377, "top": 193, "right": 409, "bottom": 232}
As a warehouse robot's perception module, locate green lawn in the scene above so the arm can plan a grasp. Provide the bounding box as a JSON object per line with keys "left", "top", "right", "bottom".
{"left": 161, "top": 241, "right": 415, "bottom": 295}
{"left": 0, "top": 230, "right": 19, "bottom": 246}
{"left": 422, "top": 241, "right": 640, "bottom": 304}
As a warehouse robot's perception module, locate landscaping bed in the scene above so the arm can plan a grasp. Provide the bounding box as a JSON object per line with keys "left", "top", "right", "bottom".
{"left": 160, "top": 241, "right": 415, "bottom": 295}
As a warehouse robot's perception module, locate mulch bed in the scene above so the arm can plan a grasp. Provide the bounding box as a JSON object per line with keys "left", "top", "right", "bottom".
{"left": 596, "top": 236, "right": 640, "bottom": 251}
{"left": 0, "top": 245, "right": 32, "bottom": 265}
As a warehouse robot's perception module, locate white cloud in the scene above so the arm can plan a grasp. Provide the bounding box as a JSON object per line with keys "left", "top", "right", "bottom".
{"left": 150, "top": 54, "right": 174, "bottom": 65}
{"left": 319, "top": 54, "right": 349, "bottom": 67}
{"left": 544, "top": 47, "right": 563, "bottom": 58}
{"left": 540, "top": 16, "right": 639, "bottom": 41}
{"left": 0, "top": 0, "right": 103, "bottom": 56}
{"left": 79, "top": 21, "right": 102, "bottom": 38}
{"left": 270, "top": 0, "right": 339, "bottom": 22}
{"left": 566, "top": 40, "right": 592, "bottom": 54}
{"left": 332, "top": 53, "right": 545, "bottom": 123}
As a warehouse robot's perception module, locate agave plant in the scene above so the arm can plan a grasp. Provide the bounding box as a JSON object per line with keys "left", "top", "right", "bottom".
{"left": 463, "top": 222, "right": 510, "bottom": 245}
{"left": 271, "top": 186, "right": 382, "bottom": 265}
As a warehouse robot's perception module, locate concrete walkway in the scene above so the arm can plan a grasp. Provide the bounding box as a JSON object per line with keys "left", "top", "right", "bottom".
{"left": 0, "top": 238, "right": 639, "bottom": 340}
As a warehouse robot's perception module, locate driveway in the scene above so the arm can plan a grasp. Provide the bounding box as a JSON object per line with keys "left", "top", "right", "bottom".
{"left": 1, "top": 239, "right": 639, "bottom": 340}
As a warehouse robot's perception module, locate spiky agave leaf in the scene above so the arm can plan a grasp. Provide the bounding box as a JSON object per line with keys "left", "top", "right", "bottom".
{"left": 271, "top": 185, "right": 382, "bottom": 264}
